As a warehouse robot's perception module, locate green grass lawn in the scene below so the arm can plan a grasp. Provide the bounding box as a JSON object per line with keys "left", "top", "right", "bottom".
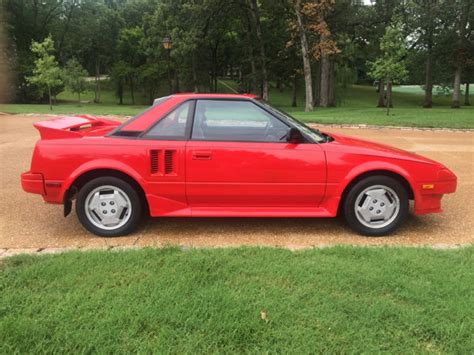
{"left": 1, "top": 246, "right": 473, "bottom": 353}
{"left": 1, "top": 81, "right": 473, "bottom": 128}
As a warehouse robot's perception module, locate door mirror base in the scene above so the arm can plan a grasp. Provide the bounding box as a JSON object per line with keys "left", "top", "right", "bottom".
{"left": 287, "top": 127, "right": 304, "bottom": 144}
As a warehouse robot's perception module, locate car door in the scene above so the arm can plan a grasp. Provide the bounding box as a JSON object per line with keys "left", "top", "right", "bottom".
{"left": 140, "top": 100, "right": 193, "bottom": 216}
{"left": 185, "top": 99, "right": 326, "bottom": 208}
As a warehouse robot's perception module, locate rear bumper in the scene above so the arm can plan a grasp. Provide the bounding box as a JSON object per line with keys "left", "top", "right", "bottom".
{"left": 21, "top": 172, "right": 45, "bottom": 195}
{"left": 21, "top": 171, "right": 64, "bottom": 204}
{"left": 414, "top": 170, "right": 457, "bottom": 215}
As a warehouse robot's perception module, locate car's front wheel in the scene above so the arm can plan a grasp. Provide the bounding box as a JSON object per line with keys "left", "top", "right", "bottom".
{"left": 343, "top": 175, "right": 409, "bottom": 236}
{"left": 76, "top": 177, "right": 142, "bottom": 237}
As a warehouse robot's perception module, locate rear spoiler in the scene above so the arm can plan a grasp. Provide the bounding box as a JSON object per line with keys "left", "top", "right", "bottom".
{"left": 33, "top": 115, "right": 121, "bottom": 140}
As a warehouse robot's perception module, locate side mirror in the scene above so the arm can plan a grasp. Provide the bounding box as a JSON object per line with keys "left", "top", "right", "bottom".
{"left": 287, "top": 127, "right": 304, "bottom": 144}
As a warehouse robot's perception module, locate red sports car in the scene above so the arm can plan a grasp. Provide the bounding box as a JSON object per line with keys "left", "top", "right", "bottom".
{"left": 21, "top": 93, "right": 457, "bottom": 237}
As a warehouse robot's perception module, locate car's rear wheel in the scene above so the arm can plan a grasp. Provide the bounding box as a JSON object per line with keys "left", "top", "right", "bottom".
{"left": 76, "top": 177, "right": 142, "bottom": 237}
{"left": 343, "top": 175, "right": 408, "bottom": 236}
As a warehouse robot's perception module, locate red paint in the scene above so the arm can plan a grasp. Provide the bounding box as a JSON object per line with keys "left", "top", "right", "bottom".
{"left": 21, "top": 94, "right": 457, "bottom": 219}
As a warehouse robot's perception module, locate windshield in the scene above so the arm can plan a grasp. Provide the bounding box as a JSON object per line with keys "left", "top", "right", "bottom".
{"left": 257, "top": 101, "right": 327, "bottom": 143}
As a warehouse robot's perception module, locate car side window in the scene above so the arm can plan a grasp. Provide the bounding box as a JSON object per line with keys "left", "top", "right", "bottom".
{"left": 145, "top": 101, "right": 191, "bottom": 139}
{"left": 191, "top": 100, "right": 289, "bottom": 142}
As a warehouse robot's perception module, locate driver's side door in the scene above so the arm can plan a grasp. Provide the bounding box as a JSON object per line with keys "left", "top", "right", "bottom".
{"left": 185, "top": 99, "right": 326, "bottom": 209}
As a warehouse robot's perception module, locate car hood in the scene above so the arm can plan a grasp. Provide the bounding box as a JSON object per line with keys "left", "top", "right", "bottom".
{"left": 324, "top": 132, "right": 440, "bottom": 166}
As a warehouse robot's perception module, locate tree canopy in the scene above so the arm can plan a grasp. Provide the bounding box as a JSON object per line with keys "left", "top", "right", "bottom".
{"left": 3, "top": 0, "right": 473, "bottom": 109}
{"left": 27, "top": 36, "right": 63, "bottom": 110}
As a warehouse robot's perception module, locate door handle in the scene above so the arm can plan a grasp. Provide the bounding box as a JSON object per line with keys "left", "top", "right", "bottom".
{"left": 192, "top": 150, "right": 212, "bottom": 160}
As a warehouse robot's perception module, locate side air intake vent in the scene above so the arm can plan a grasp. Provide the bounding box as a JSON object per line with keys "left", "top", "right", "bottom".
{"left": 150, "top": 149, "right": 177, "bottom": 175}
{"left": 150, "top": 150, "right": 160, "bottom": 174}
{"left": 164, "top": 150, "right": 176, "bottom": 175}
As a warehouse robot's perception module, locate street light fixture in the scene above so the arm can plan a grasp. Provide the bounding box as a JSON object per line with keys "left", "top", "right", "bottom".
{"left": 162, "top": 36, "right": 173, "bottom": 94}
{"left": 162, "top": 36, "right": 172, "bottom": 50}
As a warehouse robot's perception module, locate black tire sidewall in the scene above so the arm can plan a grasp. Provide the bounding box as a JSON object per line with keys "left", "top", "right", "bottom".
{"left": 343, "top": 175, "right": 409, "bottom": 236}
{"left": 76, "top": 176, "right": 142, "bottom": 237}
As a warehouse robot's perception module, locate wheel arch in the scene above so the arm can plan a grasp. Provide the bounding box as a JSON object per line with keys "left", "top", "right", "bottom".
{"left": 338, "top": 169, "right": 415, "bottom": 215}
{"left": 64, "top": 167, "right": 149, "bottom": 215}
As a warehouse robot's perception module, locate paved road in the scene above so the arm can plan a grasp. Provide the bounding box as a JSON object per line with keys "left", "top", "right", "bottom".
{"left": 1, "top": 114, "right": 473, "bottom": 250}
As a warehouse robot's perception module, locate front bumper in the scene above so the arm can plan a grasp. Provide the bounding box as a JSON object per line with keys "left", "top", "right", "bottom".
{"left": 414, "top": 169, "right": 457, "bottom": 215}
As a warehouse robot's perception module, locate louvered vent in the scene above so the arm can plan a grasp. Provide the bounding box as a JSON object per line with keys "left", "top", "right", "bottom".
{"left": 164, "top": 150, "right": 176, "bottom": 175}
{"left": 150, "top": 149, "right": 176, "bottom": 175}
{"left": 150, "top": 150, "right": 160, "bottom": 174}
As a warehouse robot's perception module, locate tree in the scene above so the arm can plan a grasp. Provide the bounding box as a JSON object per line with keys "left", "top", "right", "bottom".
{"left": 0, "top": 7, "right": 11, "bottom": 103}
{"left": 408, "top": 0, "right": 442, "bottom": 108}
{"left": 62, "top": 58, "right": 87, "bottom": 103}
{"left": 303, "top": 0, "right": 340, "bottom": 107}
{"left": 372, "top": 0, "right": 399, "bottom": 108}
{"left": 5, "top": 0, "right": 76, "bottom": 101}
{"left": 27, "top": 36, "right": 62, "bottom": 110}
{"left": 368, "top": 20, "right": 408, "bottom": 115}
{"left": 463, "top": 52, "right": 473, "bottom": 106}
{"left": 110, "top": 60, "right": 131, "bottom": 105}
{"left": 451, "top": 0, "right": 471, "bottom": 108}
{"left": 116, "top": 27, "right": 144, "bottom": 104}
{"left": 78, "top": 2, "right": 123, "bottom": 103}
{"left": 247, "top": 0, "right": 269, "bottom": 101}
{"left": 290, "top": 0, "right": 340, "bottom": 111}
{"left": 292, "top": 0, "right": 313, "bottom": 112}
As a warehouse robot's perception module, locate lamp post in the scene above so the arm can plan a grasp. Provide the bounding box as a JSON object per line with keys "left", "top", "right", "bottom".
{"left": 162, "top": 36, "right": 173, "bottom": 94}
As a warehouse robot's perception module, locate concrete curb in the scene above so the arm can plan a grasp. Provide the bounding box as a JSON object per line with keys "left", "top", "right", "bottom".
{"left": 0, "top": 244, "right": 470, "bottom": 259}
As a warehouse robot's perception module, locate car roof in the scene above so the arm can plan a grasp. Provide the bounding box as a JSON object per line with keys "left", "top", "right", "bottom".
{"left": 164, "top": 93, "right": 258, "bottom": 100}
{"left": 121, "top": 93, "right": 259, "bottom": 132}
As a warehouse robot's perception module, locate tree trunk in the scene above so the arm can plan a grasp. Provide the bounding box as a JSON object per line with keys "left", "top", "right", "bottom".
{"left": 423, "top": 53, "right": 433, "bottom": 108}
{"left": 248, "top": 0, "right": 268, "bottom": 101}
{"left": 294, "top": 0, "right": 313, "bottom": 112}
{"left": 78, "top": 92, "right": 80, "bottom": 104}
{"left": 130, "top": 78, "right": 135, "bottom": 105}
{"left": 386, "top": 80, "right": 392, "bottom": 115}
{"left": 249, "top": 57, "right": 257, "bottom": 94}
{"left": 452, "top": 0, "right": 471, "bottom": 108}
{"left": 276, "top": 79, "right": 283, "bottom": 92}
{"left": 94, "top": 59, "right": 101, "bottom": 103}
{"left": 292, "top": 74, "right": 297, "bottom": 107}
{"left": 464, "top": 82, "right": 470, "bottom": 105}
{"left": 48, "top": 85, "right": 52, "bottom": 110}
{"left": 319, "top": 52, "right": 330, "bottom": 107}
{"left": 192, "top": 56, "right": 199, "bottom": 93}
{"left": 328, "top": 59, "right": 336, "bottom": 107}
{"left": 244, "top": 13, "right": 258, "bottom": 94}
{"left": 423, "top": 1, "right": 434, "bottom": 108}
{"left": 211, "top": 41, "right": 219, "bottom": 93}
{"left": 377, "top": 80, "right": 385, "bottom": 107}
{"left": 314, "top": 62, "right": 321, "bottom": 106}
{"left": 452, "top": 67, "right": 461, "bottom": 108}
{"left": 175, "top": 69, "right": 180, "bottom": 93}
{"left": 57, "top": 3, "right": 76, "bottom": 61}
{"left": 118, "top": 80, "right": 123, "bottom": 105}
{"left": 166, "top": 49, "right": 172, "bottom": 94}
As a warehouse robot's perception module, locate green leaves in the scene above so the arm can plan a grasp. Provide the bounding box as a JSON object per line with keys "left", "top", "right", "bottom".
{"left": 368, "top": 21, "right": 409, "bottom": 85}
{"left": 27, "top": 35, "right": 63, "bottom": 109}
{"left": 62, "top": 58, "right": 88, "bottom": 102}
{"left": 27, "top": 36, "right": 62, "bottom": 89}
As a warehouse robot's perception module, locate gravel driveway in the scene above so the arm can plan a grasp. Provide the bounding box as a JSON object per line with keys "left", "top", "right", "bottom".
{"left": 1, "top": 114, "right": 473, "bottom": 252}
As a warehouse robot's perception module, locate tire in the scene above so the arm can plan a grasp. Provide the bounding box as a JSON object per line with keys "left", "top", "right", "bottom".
{"left": 76, "top": 176, "right": 143, "bottom": 237}
{"left": 343, "top": 175, "right": 408, "bottom": 236}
